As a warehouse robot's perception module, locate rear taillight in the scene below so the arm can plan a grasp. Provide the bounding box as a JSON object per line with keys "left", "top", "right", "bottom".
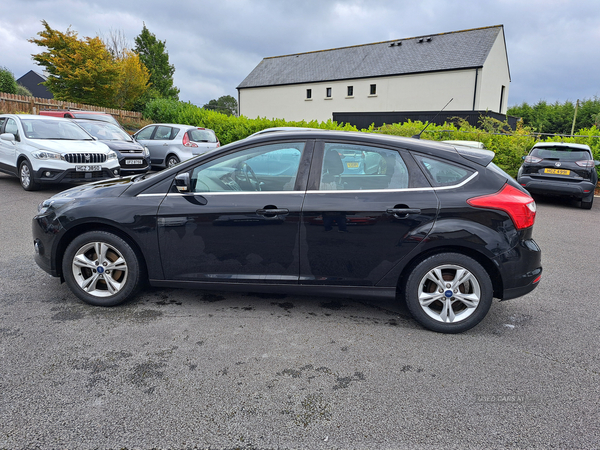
{"left": 524, "top": 155, "right": 542, "bottom": 163}
{"left": 182, "top": 133, "right": 198, "bottom": 148}
{"left": 467, "top": 184, "right": 536, "bottom": 230}
{"left": 575, "top": 160, "right": 594, "bottom": 168}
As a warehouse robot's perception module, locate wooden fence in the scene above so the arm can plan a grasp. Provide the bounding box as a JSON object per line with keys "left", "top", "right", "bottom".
{"left": 0, "top": 93, "right": 142, "bottom": 121}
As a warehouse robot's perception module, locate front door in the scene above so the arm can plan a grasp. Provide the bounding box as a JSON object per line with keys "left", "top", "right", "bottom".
{"left": 157, "top": 140, "right": 312, "bottom": 283}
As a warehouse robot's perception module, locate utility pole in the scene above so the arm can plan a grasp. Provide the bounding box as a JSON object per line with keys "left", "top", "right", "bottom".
{"left": 570, "top": 99, "right": 579, "bottom": 136}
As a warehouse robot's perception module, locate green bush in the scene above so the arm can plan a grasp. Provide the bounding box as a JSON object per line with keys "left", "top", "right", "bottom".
{"left": 16, "top": 84, "right": 32, "bottom": 96}
{"left": 143, "top": 99, "right": 600, "bottom": 179}
{"left": 0, "top": 67, "right": 18, "bottom": 94}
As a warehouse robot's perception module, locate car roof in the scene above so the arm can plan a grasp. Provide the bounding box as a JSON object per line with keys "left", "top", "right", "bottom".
{"left": 532, "top": 142, "right": 591, "bottom": 151}
{"left": 144, "top": 123, "right": 215, "bottom": 131}
{"left": 243, "top": 129, "right": 496, "bottom": 167}
{"left": 1, "top": 114, "right": 70, "bottom": 121}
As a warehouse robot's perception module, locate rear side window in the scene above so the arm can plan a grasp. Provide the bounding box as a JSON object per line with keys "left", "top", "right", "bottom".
{"left": 531, "top": 146, "right": 591, "bottom": 161}
{"left": 414, "top": 155, "right": 473, "bottom": 187}
{"left": 154, "top": 126, "right": 178, "bottom": 140}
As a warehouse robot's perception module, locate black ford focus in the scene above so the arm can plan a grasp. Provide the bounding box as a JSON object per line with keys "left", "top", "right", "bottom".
{"left": 32, "top": 130, "right": 542, "bottom": 333}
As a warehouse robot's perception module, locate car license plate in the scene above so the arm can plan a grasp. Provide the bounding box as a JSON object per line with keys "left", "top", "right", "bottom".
{"left": 125, "top": 159, "right": 142, "bottom": 165}
{"left": 75, "top": 165, "right": 102, "bottom": 172}
{"left": 346, "top": 162, "right": 360, "bottom": 168}
{"left": 544, "top": 168, "right": 570, "bottom": 175}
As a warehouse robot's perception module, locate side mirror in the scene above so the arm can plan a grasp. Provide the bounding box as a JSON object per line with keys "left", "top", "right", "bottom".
{"left": 174, "top": 173, "right": 191, "bottom": 193}
{"left": 0, "top": 133, "right": 15, "bottom": 143}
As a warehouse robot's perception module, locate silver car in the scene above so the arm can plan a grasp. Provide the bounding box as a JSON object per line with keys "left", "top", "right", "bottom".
{"left": 133, "top": 123, "right": 220, "bottom": 169}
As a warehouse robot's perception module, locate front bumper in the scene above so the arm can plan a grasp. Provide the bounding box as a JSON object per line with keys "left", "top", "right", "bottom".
{"left": 34, "top": 166, "right": 120, "bottom": 185}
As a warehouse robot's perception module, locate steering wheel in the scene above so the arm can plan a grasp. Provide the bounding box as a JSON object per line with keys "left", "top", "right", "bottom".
{"left": 236, "top": 162, "right": 261, "bottom": 191}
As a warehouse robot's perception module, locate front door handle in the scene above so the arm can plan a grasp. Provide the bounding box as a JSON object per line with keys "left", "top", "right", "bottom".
{"left": 256, "top": 208, "right": 289, "bottom": 216}
{"left": 387, "top": 208, "right": 421, "bottom": 218}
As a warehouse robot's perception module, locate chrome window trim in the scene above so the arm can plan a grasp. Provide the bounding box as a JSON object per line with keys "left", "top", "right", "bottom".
{"left": 136, "top": 172, "right": 478, "bottom": 197}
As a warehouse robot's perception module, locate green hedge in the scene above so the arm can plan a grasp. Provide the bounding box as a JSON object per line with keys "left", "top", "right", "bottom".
{"left": 143, "top": 99, "right": 600, "bottom": 179}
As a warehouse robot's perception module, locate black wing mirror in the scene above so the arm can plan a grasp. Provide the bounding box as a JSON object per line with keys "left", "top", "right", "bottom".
{"left": 174, "top": 173, "right": 191, "bottom": 193}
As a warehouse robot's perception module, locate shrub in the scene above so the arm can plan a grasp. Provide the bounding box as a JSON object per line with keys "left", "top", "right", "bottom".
{"left": 0, "top": 67, "right": 18, "bottom": 94}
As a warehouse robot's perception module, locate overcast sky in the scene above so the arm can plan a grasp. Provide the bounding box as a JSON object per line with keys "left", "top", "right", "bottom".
{"left": 1, "top": 0, "right": 598, "bottom": 110}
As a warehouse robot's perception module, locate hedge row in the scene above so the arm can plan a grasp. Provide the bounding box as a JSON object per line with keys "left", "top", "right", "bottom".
{"left": 143, "top": 99, "right": 600, "bottom": 178}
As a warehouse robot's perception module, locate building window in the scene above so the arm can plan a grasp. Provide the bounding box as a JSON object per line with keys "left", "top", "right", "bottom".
{"left": 306, "top": 89, "right": 312, "bottom": 99}
{"left": 370, "top": 84, "right": 377, "bottom": 95}
{"left": 347, "top": 86, "right": 354, "bottom": 97}
{"left": 326, "top": 87, "right": 332, "bottom": 98}
{"left": 499, "top": 85, "right": 505, "bottom": 113}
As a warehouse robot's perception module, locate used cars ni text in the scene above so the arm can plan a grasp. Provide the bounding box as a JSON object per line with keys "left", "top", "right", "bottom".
{"left": 133, "top": 124, "right": 220, "bottom": 169}
{"left": 517, "top": 142, "right": 598, "bottom": 209}
{"left": 0, "top": 114, "right": 120, "bottom": 191}
{"left": 32, "top": 130, "right": 542, "bottom": 333}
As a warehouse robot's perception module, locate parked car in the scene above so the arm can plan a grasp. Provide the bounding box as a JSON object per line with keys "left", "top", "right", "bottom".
{"left": 39, "top": 110, "right": 120, "bottom": 127}
{"left": 32, "top": 130, "right": 542, "bottom": 333}
{"left": 517, "top": 142, "right": 599, "bottom": 209}
{"left": 73, "top": 119, "right": 151, "bottom": 175}
{"left": 133, "top": 124, "right": 220, "bottom": 169}
{"left": 0, "top": 114, "right": 120, "bottom": 190}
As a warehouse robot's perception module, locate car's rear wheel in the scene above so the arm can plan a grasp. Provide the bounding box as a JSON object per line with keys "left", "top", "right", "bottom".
{"left": 581, "top": 193, "right": 594, "bottom": 210}
{"left": 19, "top": 160, "right": 39, "bottom": 191}
{"left": 404, "top": 253, "right": 493, "bottom": 333}
{"left": 62, "top": 231, "right": 142, "bottom": 306}
{"left": 166, "top": 155, "right": 180, "bottom": 168}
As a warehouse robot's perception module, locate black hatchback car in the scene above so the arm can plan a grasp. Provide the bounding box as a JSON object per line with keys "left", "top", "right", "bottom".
{"left": 32, "top": 130, "right": 542, "bottom": 333}
{"left": 517, "top": 142, "right": 599, "bottom": 209}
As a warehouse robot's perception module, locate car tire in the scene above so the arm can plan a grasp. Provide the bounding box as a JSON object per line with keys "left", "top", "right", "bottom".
{"left": 62, "top": 231, "right": 143, "bottom": 306}
{"left": 581, "top": 193, "right": 594, "bottom": 210}
{"left": 166, "top": 155, "right": 180, "bottom": 168}
{"left": 19, "top": 160, "right": 40, "bottom": 191}
{"left": 404, "top": 253, "right": 493, "bottom": 333}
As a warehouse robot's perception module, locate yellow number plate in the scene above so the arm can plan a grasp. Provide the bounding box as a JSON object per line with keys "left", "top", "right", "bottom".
{"left": 346, "top": 162, "right": 360, "bottom": 168}
{"left": 544, "top": 168, "right": 570, "bottom": 175}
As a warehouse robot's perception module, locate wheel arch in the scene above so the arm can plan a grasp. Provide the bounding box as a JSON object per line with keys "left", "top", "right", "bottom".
{"left": 395, "top": 245, "right": 504, "bottom": 301}
{"left": 55, "top": 222, "right": 149, "bottom": 282}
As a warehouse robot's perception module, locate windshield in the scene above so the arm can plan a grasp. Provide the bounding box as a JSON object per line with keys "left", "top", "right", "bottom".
{"left": 77, "top": 121, "right": 132, "bottom": 141}
{"left": 21, "top": 119, "right": 93, "bottom": 140}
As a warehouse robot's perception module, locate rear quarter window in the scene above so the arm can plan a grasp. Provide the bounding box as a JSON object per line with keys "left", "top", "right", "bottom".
{"left": 414, "top": 154, "right": 474, "bottom": 187}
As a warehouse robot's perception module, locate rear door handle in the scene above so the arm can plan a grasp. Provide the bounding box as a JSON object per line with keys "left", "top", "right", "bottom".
{"left": 256, "top": 208, "right": 289, "bottom": 216}
{"left": 387, "top": 208, "right": 421, "bottom": 218}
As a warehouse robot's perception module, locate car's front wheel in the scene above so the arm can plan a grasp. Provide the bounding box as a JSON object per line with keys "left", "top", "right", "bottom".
{"left": 62, "top": 231, "right": 143, "bottom": 306}
{"left": 404, "top": 253, "right": 493, "bottom": 333}
{"left": 19, "top": 160, "right": 40, "bottom": 191}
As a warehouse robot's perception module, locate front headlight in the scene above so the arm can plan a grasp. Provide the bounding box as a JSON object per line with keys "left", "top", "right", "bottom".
{"left": 37, "top": 198, "right": 74, "bottom": 215}
{"left": 32, "top": 150, "right": 63, "bottom": 160}
{"left": 106, "top": 150, "right": 118, "bottom": 161}
{"left": 143, "top": 146, "right": 150, "bottom": 157}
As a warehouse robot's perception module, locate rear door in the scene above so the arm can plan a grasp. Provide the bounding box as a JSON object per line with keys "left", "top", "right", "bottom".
{"left": 300, "top": 140, "right": 438, "bottom": 287}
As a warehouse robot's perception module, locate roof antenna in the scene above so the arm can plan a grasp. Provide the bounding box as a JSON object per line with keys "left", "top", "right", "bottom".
{"left": 412, "top": 98, "right": 453, "bottom": 139}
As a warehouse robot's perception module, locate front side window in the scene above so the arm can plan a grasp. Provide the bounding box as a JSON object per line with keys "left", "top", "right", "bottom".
{"left": 319, "top": 143, "right": 409, "bottom": 191}
{"left": 191, "top": 142, "right": 305, "bottom": 193}
{"left": 135, "top": 126, "right": 155, "bottom": 140}
{"left": 4, "top": 118, "right": 19, "bottom": 139}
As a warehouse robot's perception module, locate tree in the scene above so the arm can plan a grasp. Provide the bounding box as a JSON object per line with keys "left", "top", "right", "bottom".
{"left": 0, "top": 67, "right": 18, "bottom": 94}
{"left": 203, "top": 95, "right": 238, "bottom": 116}
{"left": 112, "top": 50, "right": 150, "bottom": 110}
{"left": 29, "top": 21, "right": 120, "bottom": 106}
{"left": 134, "top": 24, "right": 179, "bottom": 100}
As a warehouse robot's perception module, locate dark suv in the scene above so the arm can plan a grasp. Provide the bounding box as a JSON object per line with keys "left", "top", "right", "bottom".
{"left": 517, "top": 142, "right": 598, "bottom": 209}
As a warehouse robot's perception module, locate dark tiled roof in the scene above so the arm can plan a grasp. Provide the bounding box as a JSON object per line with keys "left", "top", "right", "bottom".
{"left": 238, "top": 25, "right": 503, "bottom": 89}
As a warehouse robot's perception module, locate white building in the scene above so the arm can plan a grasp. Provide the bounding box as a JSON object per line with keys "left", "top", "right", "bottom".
{"left": 237, "top": 25, "right": 511, "bottom": 123}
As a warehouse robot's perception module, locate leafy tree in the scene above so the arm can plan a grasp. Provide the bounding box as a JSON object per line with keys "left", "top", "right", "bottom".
{"left": 134, "top": 24, "right": 179, "bottom": 100}
{"left": 203, "top": 95, "right": 238, "bottom": 116}
{"left": 29, "top": 20, "right": 120, "bottom": 106}
{"left": 0, "top": 66, "right": 18, "bottom": 94}
{"left": 112, "top": 50, "right": 150, "bottom": 110}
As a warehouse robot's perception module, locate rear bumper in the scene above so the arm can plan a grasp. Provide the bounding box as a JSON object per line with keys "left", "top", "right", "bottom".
{"left": 494, "top": 237, "right": 542, "bottom": 301}
{"left": 518, "top": 175, "right": 595, "bottom": 199}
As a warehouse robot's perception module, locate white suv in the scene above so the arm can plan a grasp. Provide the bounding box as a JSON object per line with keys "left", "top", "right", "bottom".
{"left": 0, "top": 114, "right": 121, "bottom": 190}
